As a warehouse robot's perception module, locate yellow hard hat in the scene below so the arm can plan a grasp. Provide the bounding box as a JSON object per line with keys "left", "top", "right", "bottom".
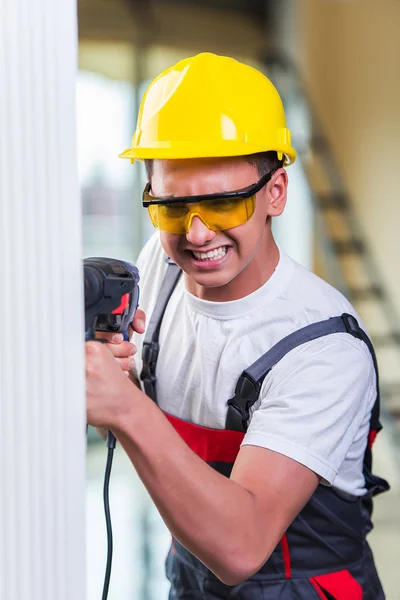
{"left": 119, "top": 52, "right": 296, "bottom": 166}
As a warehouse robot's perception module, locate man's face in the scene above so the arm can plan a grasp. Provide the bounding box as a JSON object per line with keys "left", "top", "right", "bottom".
{"left": 150, "top": 157, "right": 288, "bottom": 300}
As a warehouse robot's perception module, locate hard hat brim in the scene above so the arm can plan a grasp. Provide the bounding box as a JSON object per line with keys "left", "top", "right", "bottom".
{"left": 118, "top": 141, "right": 296, "bottom": 166}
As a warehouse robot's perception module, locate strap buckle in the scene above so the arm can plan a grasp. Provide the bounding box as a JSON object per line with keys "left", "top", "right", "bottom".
{"left": 141, "top": 340, "right": 159, "bottom": 383}
{"left": 342, "top": 313, "right": 362, "bottom": 338}
{"left": 226, "top": 373, "right": 261, "bottom": 432}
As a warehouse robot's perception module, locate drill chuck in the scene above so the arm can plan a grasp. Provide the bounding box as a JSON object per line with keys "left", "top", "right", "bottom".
{"left": 84, "top": 265, "right": 105, "bottom": 309}
{"left": 83, "top": 257, "right": 140, "bottom": 340}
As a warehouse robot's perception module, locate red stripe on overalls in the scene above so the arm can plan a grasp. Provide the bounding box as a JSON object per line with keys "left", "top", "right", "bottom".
{"left": 165, "top": 412, "right": 244, "bottom": 463}
{"left": 368, "top": 429, "right": 378, "bottom": 448}
{"left": 310, "top": 570, "right": 362, "bottom": 600}
{"left": 280, "top": 533, "right": 291, "bottom": 578}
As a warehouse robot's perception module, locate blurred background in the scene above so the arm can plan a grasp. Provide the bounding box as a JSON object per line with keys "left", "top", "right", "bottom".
{"left": 80, "top": 1, "right": 400, "bottom": 598}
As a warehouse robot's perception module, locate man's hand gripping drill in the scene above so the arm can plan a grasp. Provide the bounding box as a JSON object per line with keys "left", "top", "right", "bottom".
{"left": 84, "top": 258, "right": 145, "bottom": 431}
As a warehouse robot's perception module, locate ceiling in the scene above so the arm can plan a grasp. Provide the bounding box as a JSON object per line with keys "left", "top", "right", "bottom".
{"left": 78, "top": 0, "right": 270, "bottom": 56}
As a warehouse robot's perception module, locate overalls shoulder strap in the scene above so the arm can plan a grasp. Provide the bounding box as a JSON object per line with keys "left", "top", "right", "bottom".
{"left": 226, "top": 311, "right": 390, "bottom": 503}
{"left": 226, "top": 313, "right": 382, "bottom": 442}
{"left": 141, "top": 258, "right": 182, "bottom": 402}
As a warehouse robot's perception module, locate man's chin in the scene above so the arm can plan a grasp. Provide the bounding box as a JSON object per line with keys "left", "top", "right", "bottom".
{"left": 185, "top": 268, "right": 237, "bottom": 290}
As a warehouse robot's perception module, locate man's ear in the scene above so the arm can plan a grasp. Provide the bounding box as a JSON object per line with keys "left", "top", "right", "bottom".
{"left": 267, "top": 169, "right": 288, "bottom": 217}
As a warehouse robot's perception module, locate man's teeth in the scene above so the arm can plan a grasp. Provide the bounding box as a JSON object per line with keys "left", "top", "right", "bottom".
{"left": 192, "top": 246, "right": 228, "bottom": 261}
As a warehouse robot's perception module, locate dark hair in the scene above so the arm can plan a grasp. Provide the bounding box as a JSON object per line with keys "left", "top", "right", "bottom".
{"left": 144, "top": 151, "right": 283, "bottom": 182}
{"left": 243, "top": 151, "right": 284, "bottom": 177}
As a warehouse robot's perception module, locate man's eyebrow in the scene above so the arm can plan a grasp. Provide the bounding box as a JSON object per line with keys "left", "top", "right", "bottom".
{"left": 149, "top": 188, "right": 177, "bottom": 200}
{"left": 150, "top": 185, "right": 251, "bottom": 199}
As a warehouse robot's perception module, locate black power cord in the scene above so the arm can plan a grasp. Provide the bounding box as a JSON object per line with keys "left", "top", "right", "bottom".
{"left": 102, "top": 431, "right": 117, "bottom": 600}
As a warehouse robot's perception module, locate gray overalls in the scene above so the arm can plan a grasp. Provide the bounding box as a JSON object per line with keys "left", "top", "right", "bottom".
{"left": 141, "top": 261, "right": 389, "bottom": 599}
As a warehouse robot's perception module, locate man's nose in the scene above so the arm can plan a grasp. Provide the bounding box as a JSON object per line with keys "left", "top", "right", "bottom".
{"left": 186, "top": 215, "right": 217, "bottom": 246}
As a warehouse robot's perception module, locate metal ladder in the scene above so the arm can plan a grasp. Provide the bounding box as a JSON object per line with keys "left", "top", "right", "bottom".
{"left": 265, "top": 52, "right": 400, "bottom": 441}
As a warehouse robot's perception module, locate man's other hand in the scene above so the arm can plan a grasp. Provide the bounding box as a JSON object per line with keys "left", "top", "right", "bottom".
{"left": 94, "top": 308, "right": 146, "bottom": 374}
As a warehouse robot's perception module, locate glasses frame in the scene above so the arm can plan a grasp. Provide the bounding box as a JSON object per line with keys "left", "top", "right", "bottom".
{"left": 142, "top": 170, "right": 275, "bottom": 207}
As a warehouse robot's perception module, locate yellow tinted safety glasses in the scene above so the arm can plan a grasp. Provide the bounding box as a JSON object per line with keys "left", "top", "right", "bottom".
{"left": 142, "top": 171, "right": 273, "bottom": 234}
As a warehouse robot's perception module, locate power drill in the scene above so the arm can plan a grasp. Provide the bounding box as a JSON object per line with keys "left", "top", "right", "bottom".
{"left": 84, "top": 257, "right": 140, "bottom": 341}
{"left": 84, "top": 257, "right": 140, "bottom": 600}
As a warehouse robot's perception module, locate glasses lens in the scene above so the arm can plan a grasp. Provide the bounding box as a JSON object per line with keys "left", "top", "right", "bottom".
{"left": 204, "top": 196, "right": 255, "bottom": 230}
{"left": 148, "top": 203, "right": 189, "bottom": 233}
{"left": 148, "top": 195, "right": 256, "bottom": 233}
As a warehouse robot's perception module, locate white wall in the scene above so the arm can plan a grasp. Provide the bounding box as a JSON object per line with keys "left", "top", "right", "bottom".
{"left": 0, "top": 0, "right": 86, "bottom": 597}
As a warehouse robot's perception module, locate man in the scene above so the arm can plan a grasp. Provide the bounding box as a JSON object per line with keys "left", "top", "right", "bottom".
{"left": 86, "top": 53, "right": 389, "bottom": 598}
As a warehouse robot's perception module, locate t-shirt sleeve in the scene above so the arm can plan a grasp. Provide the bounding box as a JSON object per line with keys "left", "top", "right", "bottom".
{"left": 241, "top": 334, "right": 376, "bottom": 484}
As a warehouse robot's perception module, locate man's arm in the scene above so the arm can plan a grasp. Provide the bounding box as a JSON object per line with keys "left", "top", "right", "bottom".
{"left": 86, "top": 341, "right": 318, "bottom": 585}
{"left": 113, "top": 391, "right": 318, "bottom": 585}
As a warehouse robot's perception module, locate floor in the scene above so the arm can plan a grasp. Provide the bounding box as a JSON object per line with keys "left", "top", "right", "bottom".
{"left": 86, "top": 422, "right": 400, "bottom": 600}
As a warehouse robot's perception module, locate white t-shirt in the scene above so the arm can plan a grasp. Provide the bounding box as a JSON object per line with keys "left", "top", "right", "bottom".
{"left": 133, "top": 232, "right": 376, "bottom": 496}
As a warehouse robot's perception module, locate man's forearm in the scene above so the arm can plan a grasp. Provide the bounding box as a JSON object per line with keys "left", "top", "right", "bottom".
{"left": 111, "top": 388, "right": 271, "bottom": 585}
{"left": 96, "top": 372, "right": 139, "bottom": 440}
